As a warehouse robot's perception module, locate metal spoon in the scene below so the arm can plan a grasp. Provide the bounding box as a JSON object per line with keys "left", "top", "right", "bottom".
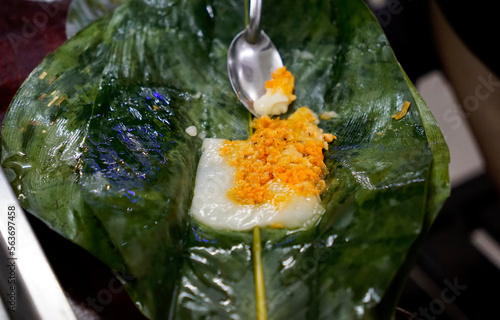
{"left": 227, "top": 0, "right": 283, "bottom": 117}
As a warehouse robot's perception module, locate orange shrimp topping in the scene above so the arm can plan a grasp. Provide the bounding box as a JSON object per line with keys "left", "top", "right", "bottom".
{"left": 220, "top": 107, "right": 336, "bottom": 206}
{"left": 391, "top": 101, "right": 411, "bottom": 120}
{"left": 265, "top": 66, "right": 297, "bottom": 101}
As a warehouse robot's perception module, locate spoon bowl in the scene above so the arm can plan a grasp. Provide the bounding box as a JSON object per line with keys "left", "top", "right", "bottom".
{"left": 227, "top": 0, "right": 283, "bottom": 117}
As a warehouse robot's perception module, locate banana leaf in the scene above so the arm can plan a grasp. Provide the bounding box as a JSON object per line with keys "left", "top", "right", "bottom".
{"left": 0, "top": 0, "right": 450, "bottom": 319}
{"left": 65, "top": 0, "right": 125, "bottom": 38}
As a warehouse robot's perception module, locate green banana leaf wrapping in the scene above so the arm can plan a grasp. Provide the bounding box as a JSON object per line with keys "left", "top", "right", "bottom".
{"left": 0, "top": 0, "right": 450, "bottom": 319}
{"left": 65, "top": 0, "right": 125, "bottom": 38}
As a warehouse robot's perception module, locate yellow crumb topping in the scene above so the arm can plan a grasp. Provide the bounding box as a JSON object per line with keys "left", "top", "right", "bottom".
{"left": 265, "top": 66, "right": 297, "bottom": 102}
{"left": 220, "top": 107, "right": 336, "bottom": 206}
{"left": 320, "top": 111, "right": 339, "bottom": 120}
{"left": 391, "top": 101, "right": 411, "bottom": 120}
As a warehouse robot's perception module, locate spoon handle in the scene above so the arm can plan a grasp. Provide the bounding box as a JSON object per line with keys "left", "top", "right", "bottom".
{"left": 247, "top": 0, "right": 262, "bottom": 44}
